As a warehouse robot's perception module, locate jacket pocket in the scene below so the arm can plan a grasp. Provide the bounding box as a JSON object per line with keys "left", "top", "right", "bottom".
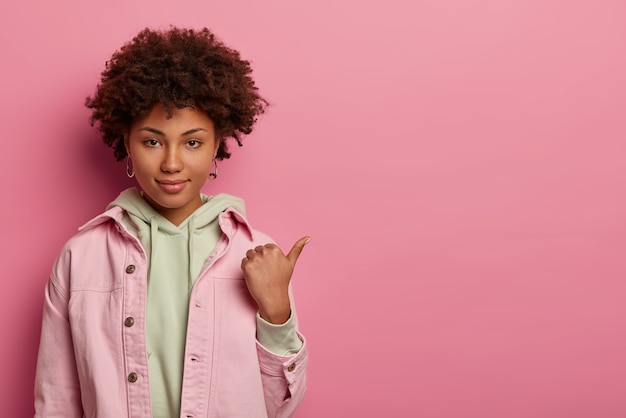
{"left": 209, "top": 276, "right": 267, "bottom": 417}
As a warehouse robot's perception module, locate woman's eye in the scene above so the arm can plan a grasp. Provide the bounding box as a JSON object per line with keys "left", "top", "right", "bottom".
{"left": 144, "top": 139, "right": 159, "bottom": 147}
{"left": 187, "top": 139, "right": 200, "bottom": 148}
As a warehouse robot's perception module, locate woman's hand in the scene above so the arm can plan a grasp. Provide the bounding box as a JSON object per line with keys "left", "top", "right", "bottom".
{"left": 241, "top": 236, "right": 310, "bottom": 324}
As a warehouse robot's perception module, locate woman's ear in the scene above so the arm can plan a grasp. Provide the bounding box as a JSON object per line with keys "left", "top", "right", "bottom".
{"left": 123, "top": 133, "right": 131, "bottom": 156}
{"left": 214, "top": 138, "right": 221, "bottom": 159}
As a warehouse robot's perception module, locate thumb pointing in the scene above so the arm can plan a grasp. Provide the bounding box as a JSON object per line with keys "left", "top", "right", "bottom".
{"left": 286, "top": 236, "right": 311, "bottom": 265}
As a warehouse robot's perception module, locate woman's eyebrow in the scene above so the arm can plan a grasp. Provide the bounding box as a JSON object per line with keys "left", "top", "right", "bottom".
{"left": 181, "top": 128, "right": 209, "bottom": 136}
{"left": 137, "top": 127, "right": 208, "bottom": 136}
{"left": 138, "top": 127, "right": 165, "bottom": 135}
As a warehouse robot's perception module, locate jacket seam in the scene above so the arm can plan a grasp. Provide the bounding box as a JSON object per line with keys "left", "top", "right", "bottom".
{"left": 48, "top": 273, "right": 70, "bottom": 301}
{"left": 69, "top": 285, "right": 124, "bottom": 293}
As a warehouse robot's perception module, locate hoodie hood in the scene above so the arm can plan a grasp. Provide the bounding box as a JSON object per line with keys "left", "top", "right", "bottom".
{"left": 110, "top": 187, "right": 246, "bottom": 277}
{"left": 107, "top": 187, "right": 246, "bottom": 277}
{"left": 107, "top": 187, "right": 246, "bottom": 233}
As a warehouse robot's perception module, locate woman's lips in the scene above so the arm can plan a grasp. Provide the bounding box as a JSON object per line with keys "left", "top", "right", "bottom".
{"left": 156, "top": 180, "right": 188, "bottom": 193}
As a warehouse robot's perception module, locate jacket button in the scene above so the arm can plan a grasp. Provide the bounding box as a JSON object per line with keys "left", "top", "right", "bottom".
{"left": 126, "top": 265, "right": 136, "bottom": 274}
{"left": 287, "top": 363, "right": 296, "bottom": 372}
{"left": 124, "top": 317, "right": 135, "bottom": 327}
{"left": 128, "top": 372, "right": 138, "bottom": 382}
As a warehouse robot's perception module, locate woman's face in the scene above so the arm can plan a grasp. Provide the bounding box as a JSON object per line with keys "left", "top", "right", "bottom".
{"left": 125, "top": 103, "right": 218, "bottom": 225}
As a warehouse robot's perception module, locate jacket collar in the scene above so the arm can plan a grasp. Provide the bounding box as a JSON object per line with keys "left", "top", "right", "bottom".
{"left": 78, "top": 205, "right": 256, "bottom": 240}
{"left": 218, "top": 207, "right": 256, "bottom": 241}
{"left": 78, "top": 206, "right": 125, "bottom": 231}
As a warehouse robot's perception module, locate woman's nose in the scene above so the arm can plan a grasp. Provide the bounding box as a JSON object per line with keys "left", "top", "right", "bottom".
{"left": 161, "top": 148, "right": 183, "bottom": 173}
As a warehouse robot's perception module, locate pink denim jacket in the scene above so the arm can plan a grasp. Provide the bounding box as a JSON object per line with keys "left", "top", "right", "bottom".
{"left": 34, "top": 206, "right": 307, "bottom": 417}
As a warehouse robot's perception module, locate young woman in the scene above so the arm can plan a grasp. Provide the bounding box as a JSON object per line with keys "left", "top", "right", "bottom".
{"left": 34, "top": 27, "right": 309, "bottom": 418}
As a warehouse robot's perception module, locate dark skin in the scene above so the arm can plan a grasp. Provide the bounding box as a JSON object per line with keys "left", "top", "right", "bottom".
{"left": 242, "top": 238, "right": 310, "bottom": 324}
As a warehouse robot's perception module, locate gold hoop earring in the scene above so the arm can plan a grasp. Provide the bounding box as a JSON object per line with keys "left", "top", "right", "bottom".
{"left": 209, "top": 158, "right": 218, "bottom": 179}
{"left": 126, "top": 156, "right": 135, "bottom": 178}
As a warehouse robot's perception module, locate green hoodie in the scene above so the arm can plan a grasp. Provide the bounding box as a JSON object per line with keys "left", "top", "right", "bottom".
{"left": 108, "top": 188, "right": 246, "bottom": 416}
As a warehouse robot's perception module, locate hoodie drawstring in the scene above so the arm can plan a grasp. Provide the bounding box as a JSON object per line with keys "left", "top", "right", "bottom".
{"left": 188, "top": 216, "right": 196, "bottom": 296}
{"left": 150, "top": 216, "right": 158, "bottom": 280}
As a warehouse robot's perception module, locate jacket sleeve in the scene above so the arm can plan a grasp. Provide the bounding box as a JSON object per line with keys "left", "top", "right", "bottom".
{"left": 256, "top": 331, "right": 307, "bottom": 418}
{"left": 256, "top": 312, "right": 303, "bottom": 355}
{"left": 248, "top": 229, "right": 308, "bottom": 417}
{"left": 34, "top": 261, "right": 83, "bottom": 417}
{"left": 256, "top": 284, "right": 308, "bottom": 418}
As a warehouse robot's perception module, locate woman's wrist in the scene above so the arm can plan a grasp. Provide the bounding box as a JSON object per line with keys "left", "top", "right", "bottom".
{"left": 258, "top": 303, "right": 291, "bottom": 325}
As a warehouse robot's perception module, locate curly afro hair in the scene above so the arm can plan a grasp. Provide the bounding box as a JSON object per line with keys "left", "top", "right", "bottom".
{"left": 85, "top": 27, "right": 268, "bottom": 161}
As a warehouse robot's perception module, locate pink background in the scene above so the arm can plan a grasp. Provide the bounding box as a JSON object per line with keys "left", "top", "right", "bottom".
{"left": 1, "top": 1, "right": 625, "bottom": 416}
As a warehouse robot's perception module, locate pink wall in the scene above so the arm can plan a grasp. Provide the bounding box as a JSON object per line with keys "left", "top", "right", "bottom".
{"left": 1, "top": 1, "right": 625, "bottom": 416}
